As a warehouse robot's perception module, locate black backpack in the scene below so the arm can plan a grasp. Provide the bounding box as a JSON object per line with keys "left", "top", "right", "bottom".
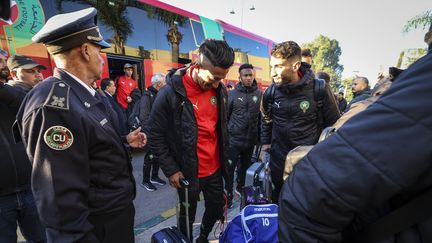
{"left": 264, "top": 78, "right": 326, "bottom": 129}
{"left": 128, "top": 90, "right": 155, "bottom": 130}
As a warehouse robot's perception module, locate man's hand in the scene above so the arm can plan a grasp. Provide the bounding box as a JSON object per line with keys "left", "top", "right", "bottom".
{"left": 127, "top": 96, "right": 132, "bottom": 103}
{"left": 127, "top": 127, "right": 147, "bottom": 148}
{"left": 260, "top": 144, "right": 271, "bottom": 162}
{"left": 169, "top": 171, "right": 184, "bottom": 189}
{"left": 262, "top": 144, "right": 271, "bottom": 152}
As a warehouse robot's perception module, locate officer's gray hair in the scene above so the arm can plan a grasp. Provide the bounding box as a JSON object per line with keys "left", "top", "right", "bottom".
{"left": 151, "top": 73, "right": 165, "bottom": 86}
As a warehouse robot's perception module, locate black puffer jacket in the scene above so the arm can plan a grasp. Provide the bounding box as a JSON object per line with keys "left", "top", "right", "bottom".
{"left": 279, "top": 45, "right": 432, "bottom": 243}
{"left": 148, "top": 66, "right": 229, "bottom": 181}
{"left": 227, "top": 80, "right": 262, "bottom": 148}
{"left": 261, "top": 64, "right": 340, "bottom": 180}
{"left": 0, "top": 80, "right": 32, "bottom": 196}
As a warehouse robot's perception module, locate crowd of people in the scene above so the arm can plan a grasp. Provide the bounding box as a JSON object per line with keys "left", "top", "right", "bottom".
{"left": 1, "top": 6, "right": 431, "bottom": 243}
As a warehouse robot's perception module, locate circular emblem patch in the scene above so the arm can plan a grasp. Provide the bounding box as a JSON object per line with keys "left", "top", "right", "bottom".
{"left": 44, "top": 126, "right": 74, "bottom": 150}
{"left": 210, "top": 96, "right": 217, "bottom": 106}
{"left": 252, "top": 95, "right": 258, "bottom": 103}
{"left": 299, "top": 100, "right": 310, "bottom": 113}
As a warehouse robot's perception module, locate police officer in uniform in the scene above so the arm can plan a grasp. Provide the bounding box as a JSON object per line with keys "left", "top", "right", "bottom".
{"left": 16, "top": 8, "right": 146, "bottom": 243}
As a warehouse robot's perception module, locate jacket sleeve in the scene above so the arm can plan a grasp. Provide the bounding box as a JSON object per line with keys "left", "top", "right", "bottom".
{"left": 260, "top": 86, "right": 272, "bottom": 144}
{"left": 0, "top": 83, "right": 26, "bottom": 112}
{"left": 227, "top": 90, "right": 234, "bottom": 124}
{"left": 138, "top": 93, "right": 152, "bottom": 133}
{"left": 148, "top": 87, "right": 180, "bottom": 178}
{"left": 322, "top": 84, "right": 341, "bottom": 127}
{"left": 279, "top": 53, "right": 432, "bottom": 243}
{"left": 19, "top": 106, "right": 99, "bottom": 243}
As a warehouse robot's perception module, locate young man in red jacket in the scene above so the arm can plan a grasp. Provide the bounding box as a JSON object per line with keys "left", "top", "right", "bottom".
{"left": 116, "top": 63, "right": 138, "bottom": 111}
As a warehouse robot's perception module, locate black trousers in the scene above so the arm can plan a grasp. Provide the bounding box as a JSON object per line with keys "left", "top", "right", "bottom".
{"left": 88, "top": 203, "right": 135, "bottom": 243}
{"left": 225, "top": 145, "right": 254, "bottom": 193}
{"left": 177, "top": 169, "right": 224, "bottom": 240}
{"left": 142, "top": 150, "right": 160, "bottom": 182}
{"left": 271, "top": 172, "right": 284, "bottom": 204}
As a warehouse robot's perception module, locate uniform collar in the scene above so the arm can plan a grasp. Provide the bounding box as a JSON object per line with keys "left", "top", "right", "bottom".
{"left": 62, "top": 69, "right": 96, "bottom": 96}
{"left": 53, "top": 68, "right": 101, "bottom": 108}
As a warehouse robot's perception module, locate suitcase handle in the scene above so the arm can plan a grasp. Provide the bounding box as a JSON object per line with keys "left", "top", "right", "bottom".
{"left": 180, "top": 178, "right": 189, "bottom": 188}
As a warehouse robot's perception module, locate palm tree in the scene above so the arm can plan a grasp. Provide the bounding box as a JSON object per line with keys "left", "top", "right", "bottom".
{"left": 138, "top": 3, "right": 187, "bottom": 63}
{"left": 57, "top": 0, "right": 132, "bottom": 55}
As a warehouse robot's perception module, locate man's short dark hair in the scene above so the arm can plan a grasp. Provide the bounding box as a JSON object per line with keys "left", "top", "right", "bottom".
{"left": 301, "top": 48, "right": 312, "bottom": 57}
{"left": 271, "top": 41, "right": 301, "bottom": 61}
{"left": 239, "top": 63, "right": 254, "bottom": 73}
{"left": 316, "top": 72, "right": 330, "bottom": 84}
{"left": 198, "top": 39, "right": 235, "bottom": 69}
{"left": 355, "top": 76, "right": 369, "bottom": 86}
{"left": 100, "top": 78, "right": 112, "bottom": 91}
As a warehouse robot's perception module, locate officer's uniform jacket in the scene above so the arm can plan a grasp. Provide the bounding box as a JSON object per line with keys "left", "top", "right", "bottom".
{"left": 16, "top": 68, "right": 135, "bottom": 242}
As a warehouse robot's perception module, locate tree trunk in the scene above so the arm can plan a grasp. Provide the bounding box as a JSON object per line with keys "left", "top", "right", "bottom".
{"left": 172, "top": 44, "right": 179, "bottom": 63}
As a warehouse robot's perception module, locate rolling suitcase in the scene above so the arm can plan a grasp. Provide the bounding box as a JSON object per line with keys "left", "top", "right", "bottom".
{"left": 242, "top": 146, "right": 272, "bottom": 208}
{"left": 151, "top": 179, "right": 192, "bottom": 243}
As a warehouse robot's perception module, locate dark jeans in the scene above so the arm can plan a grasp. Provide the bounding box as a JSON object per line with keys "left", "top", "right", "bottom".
{"left": 0, "top": 189, "right": 46, "bottom": 243}
{"left": 177, "top": 169, "right": 224, "bottom": 240}
{"left": 88, "top": 203, "right": 135, "bottom": 243}
{"left": 142, "top": 150, "right": 160, "bottom": 182}
{"left": 225, "top": 145, "right": 254, "bottom": 193}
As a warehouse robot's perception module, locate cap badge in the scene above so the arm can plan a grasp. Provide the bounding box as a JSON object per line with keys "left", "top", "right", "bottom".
{"left": 87, "top": 27, "right": 103, "bottom": 41}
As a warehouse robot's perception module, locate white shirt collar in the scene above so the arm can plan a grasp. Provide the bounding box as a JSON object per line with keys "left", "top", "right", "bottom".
{"left": 62, "top": 69, "right": 96, "bottom": 96}
{"left": 104, "top": 90, "right": 112, "bottom": 97}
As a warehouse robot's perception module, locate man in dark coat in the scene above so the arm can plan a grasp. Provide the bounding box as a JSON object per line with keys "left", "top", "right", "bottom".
{"left": 344, "top": 76, "right": 371, "bottom": 112}
{"left": 16, "top": 8, "right": 146, "bottom": 243}
{"left": 261, "top": 41, "right": 340, "bottom": 203}
{"left": 138, "top": 73, "right": 167, "bottom": 191}
{"left": 0, "top": 54, "right": 47, "bottom": 242}
{"left": 225, "top": 63, "right": 262, "bottom": 208}
{"left": 149, "top": 39, "right": 234, "bottom": 243}
{"left": 337, "top": 91, "right": 347, "bottom": 112}
{"left": 100, "top": 77, "right": 129, "bottom": 135}
{"left": 279, "top": 36, "right": 432, "bottom": 243}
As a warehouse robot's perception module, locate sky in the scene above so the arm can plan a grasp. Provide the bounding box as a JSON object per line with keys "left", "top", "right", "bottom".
{"left": 159, "top": 0, "right": 431, "bottom": 85}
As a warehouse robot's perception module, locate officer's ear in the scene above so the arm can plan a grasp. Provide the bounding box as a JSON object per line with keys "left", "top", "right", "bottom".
{"left": 80, "top": 43, "right": 91, "bottom": 62}
{"left": 10, "top": 69, "right": 18, "bottom": 79}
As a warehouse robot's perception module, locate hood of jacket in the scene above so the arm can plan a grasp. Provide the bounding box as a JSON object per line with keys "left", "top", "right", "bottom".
{"left": 235, "top": 79, "right": 258, "bottom": 93}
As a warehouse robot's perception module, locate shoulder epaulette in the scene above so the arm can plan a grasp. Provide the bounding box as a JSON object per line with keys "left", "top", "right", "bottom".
{"left": 43, "top": 81, "right": 70, "bottom": 110}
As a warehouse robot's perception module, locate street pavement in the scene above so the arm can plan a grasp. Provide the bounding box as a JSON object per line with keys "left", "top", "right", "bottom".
{"left": 132, "top": 150, "right": 242, "bottom": 242}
